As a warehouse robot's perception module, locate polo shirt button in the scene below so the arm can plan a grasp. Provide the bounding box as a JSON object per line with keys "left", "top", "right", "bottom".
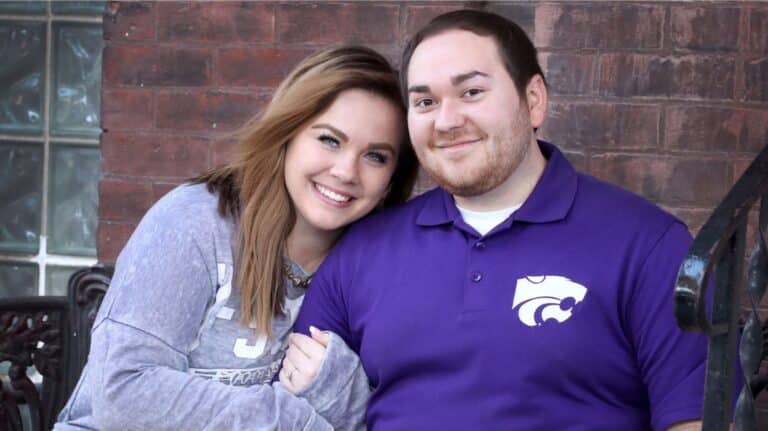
{"left": 475, "top": 241, "right": 485, "bottom": 249}
{"left": 471, "top": 272, "right": 482, "bottom": 282}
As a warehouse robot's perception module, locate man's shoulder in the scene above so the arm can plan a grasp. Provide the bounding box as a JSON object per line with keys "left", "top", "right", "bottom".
{"left": 574, "top": 172, "right": 685, "bottom": 233}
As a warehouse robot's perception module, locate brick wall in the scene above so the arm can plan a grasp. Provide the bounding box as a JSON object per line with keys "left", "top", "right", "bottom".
{"left": 99, "top": 0, "right": 767, "bottom": 415}
{"left": 100, "top": 0, "right": 766, "bottom": 421}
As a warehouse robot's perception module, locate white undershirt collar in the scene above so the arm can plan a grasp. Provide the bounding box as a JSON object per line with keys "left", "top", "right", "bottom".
{"left": 455, "top": 203, "right": 521, "bottom": 236}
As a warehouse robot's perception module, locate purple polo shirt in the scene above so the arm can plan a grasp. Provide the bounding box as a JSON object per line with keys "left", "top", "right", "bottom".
{"left": 295, "top": 141, "right": 706, "bottom": 430}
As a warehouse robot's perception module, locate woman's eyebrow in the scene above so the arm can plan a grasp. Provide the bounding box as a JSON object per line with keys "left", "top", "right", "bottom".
{"left": 311, "top": 124, "right": 348, "bottom": 142}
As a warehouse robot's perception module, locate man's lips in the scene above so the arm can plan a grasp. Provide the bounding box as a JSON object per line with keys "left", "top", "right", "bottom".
{"left": 434, "top": 138, "right": 481, "bottom": 150}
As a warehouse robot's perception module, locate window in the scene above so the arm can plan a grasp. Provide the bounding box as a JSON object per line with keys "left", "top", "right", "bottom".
{"left": 0, "top": 1, "right": 103, "bottom": 297}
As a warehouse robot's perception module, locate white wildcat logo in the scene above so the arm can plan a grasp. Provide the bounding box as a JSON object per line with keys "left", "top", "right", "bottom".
{"left": 512, "top": 275, "right": 587, "bottom": 327}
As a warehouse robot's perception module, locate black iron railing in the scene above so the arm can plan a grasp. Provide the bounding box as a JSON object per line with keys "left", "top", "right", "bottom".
{"left": 0, "top": 265, "right": 112, "bottom": 431}
{"left": 675, "top": 143, "right": 768, "bottom": 431}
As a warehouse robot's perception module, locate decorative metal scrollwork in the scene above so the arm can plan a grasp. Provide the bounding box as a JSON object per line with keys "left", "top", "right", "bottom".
{"left": 733, "top": 197, "right": 768, "bottom": 431}
{"left": 0, "top": 265, "right": 113, "bottom": 431}
{"left": 675, "top": 143, "right": 768, "bottom": 431}
{"left": 0, "top": 299, "right": 67, "bottom": 431}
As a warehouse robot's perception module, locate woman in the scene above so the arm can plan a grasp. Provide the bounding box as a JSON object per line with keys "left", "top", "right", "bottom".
{"left": 55, "top": 46, "right": 418, "bottom": 430}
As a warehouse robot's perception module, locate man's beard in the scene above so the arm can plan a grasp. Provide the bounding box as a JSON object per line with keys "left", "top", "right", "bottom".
{"left": 421, "top": 118, "right": 533, "bottom": 198}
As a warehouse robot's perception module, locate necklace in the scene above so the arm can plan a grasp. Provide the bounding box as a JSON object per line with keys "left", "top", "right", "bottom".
{"left": 283, "top": 262, "right": 312, "bottom": 288}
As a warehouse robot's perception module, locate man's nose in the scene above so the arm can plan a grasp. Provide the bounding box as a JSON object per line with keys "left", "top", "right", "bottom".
{"left": 434, "top": 99, "right": 465, "bottom": 132}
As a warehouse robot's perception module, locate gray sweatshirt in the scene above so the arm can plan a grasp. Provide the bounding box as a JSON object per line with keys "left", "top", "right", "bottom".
{"left": 54, "top": 184, "right": 370, "bottom": 430}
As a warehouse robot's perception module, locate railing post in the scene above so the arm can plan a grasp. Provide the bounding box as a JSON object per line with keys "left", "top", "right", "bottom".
{"left": 675, "top": 142, "right": 768, "bottom": 431}
{"left": 702, "top": 223, "right": 746, "bottom": 431}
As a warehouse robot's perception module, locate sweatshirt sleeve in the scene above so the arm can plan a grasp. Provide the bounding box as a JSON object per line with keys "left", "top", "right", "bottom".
{"left": 295, "top": 332, "right": 371, "bottom": 431}
{"left": 82, "top": 198, "right": 333, "bottom": 431}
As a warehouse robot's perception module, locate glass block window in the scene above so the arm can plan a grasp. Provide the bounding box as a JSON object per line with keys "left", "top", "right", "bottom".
{"left": 0, "top": 1, "right": 103, "bottom": 297}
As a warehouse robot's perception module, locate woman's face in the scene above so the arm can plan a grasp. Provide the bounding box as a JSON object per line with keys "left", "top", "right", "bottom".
{"left": 284, "top": 88, "right": 404, "bottom": 236}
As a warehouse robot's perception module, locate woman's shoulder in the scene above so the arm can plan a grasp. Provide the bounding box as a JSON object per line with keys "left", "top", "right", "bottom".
{"left": 137, "top": 183, "right": 234, "bottom": 240}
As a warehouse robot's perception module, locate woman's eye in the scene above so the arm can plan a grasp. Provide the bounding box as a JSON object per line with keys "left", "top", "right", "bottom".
{"left": 365, "top": 152, "right": 388, "bottom": 165}
{"left": 319, "top": 134, "right": 340, "bottom": 147}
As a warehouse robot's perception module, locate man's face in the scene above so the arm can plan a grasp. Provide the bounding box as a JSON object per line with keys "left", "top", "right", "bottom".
{"left": 406, "top": 30, "right": 544, "bottom": 198}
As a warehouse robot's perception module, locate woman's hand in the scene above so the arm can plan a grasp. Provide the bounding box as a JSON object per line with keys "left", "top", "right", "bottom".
{"left": 279, "top": 326, "right": 330, "bottom": 393}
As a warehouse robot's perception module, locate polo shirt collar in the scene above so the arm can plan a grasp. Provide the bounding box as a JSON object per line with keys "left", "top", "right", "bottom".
{"left": 415, "top": 140, "right": 578, "bottom": 227}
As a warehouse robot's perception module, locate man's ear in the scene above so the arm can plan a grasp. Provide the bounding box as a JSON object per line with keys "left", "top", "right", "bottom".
{"left": 525, "top": 74, "right": 547, "bottom": 129}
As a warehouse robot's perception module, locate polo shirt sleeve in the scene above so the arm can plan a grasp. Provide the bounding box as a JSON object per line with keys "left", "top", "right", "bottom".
{"left": 627, "top": 220, "right": 707, "bottom": 431}
{"left": 294, "top": 236, "right": 354, "bottom": 345}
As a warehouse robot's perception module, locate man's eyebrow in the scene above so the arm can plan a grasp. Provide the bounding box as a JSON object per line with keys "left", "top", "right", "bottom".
{"left": 408, "top": 71, "right": 489, "bottom": 95}
{"left": 311, "top": 124, "right": 348, "bottom": 142}
{"left": 451, "top": 71, "right": 489, "bottom": 86}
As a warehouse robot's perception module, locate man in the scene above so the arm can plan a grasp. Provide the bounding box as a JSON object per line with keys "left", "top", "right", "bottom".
{"left": 294, "top": 9, "right": 706, "bottom": 430}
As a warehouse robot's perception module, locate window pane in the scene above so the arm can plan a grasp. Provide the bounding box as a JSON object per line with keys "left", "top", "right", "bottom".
{"left": 46, "top": 266, "right": 79, "bottom": 296}
{"left": 0, "top": 20, "right": 45, "bottom": 135}
{"left": 48, "top": 143, "right": 99, "bottom": 255}
{"left": 52, "top": 23, "right": 102, "bottom": 137}
{"left": 52, "top": 1, "right": 105, "bottom": 16}
{"left": 0, "top": 262, "right": 38, "bottom": 297}
{"left": 0, "top": 141, "right": 42, "bottom": 254}
{"left": 0, "top": 1, "right": 46, "bottom": 15}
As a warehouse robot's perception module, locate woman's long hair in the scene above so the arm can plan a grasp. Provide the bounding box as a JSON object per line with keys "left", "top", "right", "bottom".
{"left": 193, "top": 46, "right": 418, "bottom": 335}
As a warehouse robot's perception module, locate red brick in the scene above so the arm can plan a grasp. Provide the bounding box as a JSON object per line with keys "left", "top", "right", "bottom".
{"left": 157, "top": 2, "right": 274, "bottom": 43}
{"left": 102, "top": 131, "right": 209, "bottom": 179}
{"left": 662, "top": 207, "right": 712, "bottom": 235}
{"left": 744, "top": 57, "right": 768, "bottom": 101}
{"left": 103, "top": 1, "right": 155, "bottom": 41}
{"left": 561, "top": 150, "right": 587, "bottom": 173}
{"left": 152, "top": 182, "right": 182, "bottom": 202}
{"left": 486, "top": 4, "right": 535, "bottom": 38}
{"left": 749, "top": 8, "right": 768, "bottom": 53}
{"left": 599, "top": 54, "right": 735, "bottom": 99}
{"left": 669, "top": 6, "right": 740, "bottom": 52}
{"left": 278, "top": 3, "right": 398, "bottom": 44}
{"left": 97, "top": 221, "right": 136, "bottom": 263}
{"left": 99, "top": 178, "right": 153, "bottom": 222}
{"left": 535, "top": 4, "right": 663, "bottom": 49}
{"left": 211, "top": 137, "right": 238, "bottom": 168}
{"left": 732, "top": 158, "right": 759, "bottom": 184}
{"left": 156, "top": 91, "right": 266, "bottom": 132}
{"left": 405, "top": 3, "right": 534, "bottom": 46}
{"left": 404, "top": 4, "right": 465, "bottom": 43}
{"left": 541, "top": 103, "right": 659, "bottom": 151}
{"left": 665, "top": 107, "right": 768, "bottom": 153}
{"left": 539, "top": 53, "right": 595, "bottom": 95}
{"left": 590, "top": 154, "right": 729, "bottom": 206}
{"left": 217, "top": 47, "right": 315, "bottom": 87}
{"left": 103, "top": 45, "right": 212, "bottom": 87}
{"left": 101, "top": 89, "right": 153, "bottom": 130}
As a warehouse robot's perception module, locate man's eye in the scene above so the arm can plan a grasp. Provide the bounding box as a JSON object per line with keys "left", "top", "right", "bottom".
{"left": 463, "top": 88, "right": 483, "bottom": 98}
{"left": 319, "top": 134, "right": 340, "bottom": 147}
{"left": 365, "top": 152, "right": 388, "bottom": 165}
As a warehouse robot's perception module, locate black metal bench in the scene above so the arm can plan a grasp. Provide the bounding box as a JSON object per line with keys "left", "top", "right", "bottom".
{"left": 0, "top": 266, "right": 112, "bottom": 431}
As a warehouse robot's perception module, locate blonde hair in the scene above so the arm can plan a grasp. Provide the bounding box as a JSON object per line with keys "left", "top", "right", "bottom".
{"left": 193, "top": 46, "right": 418, "bottom": 334}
